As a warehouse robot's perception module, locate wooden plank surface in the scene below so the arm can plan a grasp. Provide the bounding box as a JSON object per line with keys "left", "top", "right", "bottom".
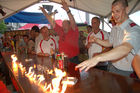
{"left": 2, "top": 52, "right": 140, "bottom": 93}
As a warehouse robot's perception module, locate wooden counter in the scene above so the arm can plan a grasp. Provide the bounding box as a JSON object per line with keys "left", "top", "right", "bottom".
{"left": 2, "top": 52, "right": 140, "bottom": 93}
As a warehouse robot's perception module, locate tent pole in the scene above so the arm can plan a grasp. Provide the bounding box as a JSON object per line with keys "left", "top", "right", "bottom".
{"left": 100, "top": 16, "right": 104, "bottom": 30}
{"left": 128, "top": 0, "right": 140, "bottom": 15}
{"left": 85, "top": 12, "right": 90, "bottom": 25}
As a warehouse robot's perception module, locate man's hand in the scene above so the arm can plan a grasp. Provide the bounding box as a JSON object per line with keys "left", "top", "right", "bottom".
{"left": 37, "top": 52, "right": 50, "bottom": 56}
{"left": 61, "top": 0, "right": 69, "bottom": 12}
{"left": 39, "top": 6, "right": 55, "bottom": 28}
{"left": 89, "top": 35, "right": 97, "bottom": 43}
{"left": 39, "top": 6, "right": 44, "bottom": 11}
{"left": 75, "top": 56, "right": 100, "bottom": 72}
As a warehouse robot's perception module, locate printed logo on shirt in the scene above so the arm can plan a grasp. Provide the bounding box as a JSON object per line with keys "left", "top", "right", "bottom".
{"left": 50, "top": 43, "right": 53, "bottom": 46}
{"left": 130, "top": 22, "right": 136, "bottom": 27}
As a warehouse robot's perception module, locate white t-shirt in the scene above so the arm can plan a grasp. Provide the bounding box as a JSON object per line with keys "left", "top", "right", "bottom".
{"left": 85, "top": 30, "right": 109, "bottom": 59}
{"left": 36, "top": 38, "right": 56, "bottom": 55}
{"left": 109, "top": 19, "right": 140, "bottom": 71}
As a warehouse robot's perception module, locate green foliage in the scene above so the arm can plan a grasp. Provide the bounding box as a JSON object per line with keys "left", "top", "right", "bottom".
{"left": 0, "top": 20, "right": 7, "bottom": 34}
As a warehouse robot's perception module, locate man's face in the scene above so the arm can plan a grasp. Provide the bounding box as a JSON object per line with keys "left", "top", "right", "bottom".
{"left": 30, "top": 30, "right": 35, "bottom": 38}
{"left": 23, "top": 37, "right": 28, "bottom": 43}
{"left": 87, "top": 27, "right": 92, "bottom": 33}
{"left": 91, "top": 18, "right": 100, "bottom": 31}
{"left": 41, "top": 27, "right": 49, "bottom": 39}
{"left": 112, "top": 2, "right": 128, "bottom": 25}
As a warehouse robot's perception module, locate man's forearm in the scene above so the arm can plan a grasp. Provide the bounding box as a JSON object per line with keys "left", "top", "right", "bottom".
{"left": 40, "top": 7, "right": 55, "bottom": 28}
{"left": 132, "top": 55, "right": 140, "bottom": 79}
{"left": 96, "top": 42, "right": 133, "bottom": 62}
{"left": 96, "top": 38, "right": 112, "bottom": 48}
{"left": 67, "top": 10, "right": 76, "bottom": 29}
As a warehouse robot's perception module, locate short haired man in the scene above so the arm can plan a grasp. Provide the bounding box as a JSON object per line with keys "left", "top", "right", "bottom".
{"left": 76, "top": 0, "right": 140, "bottom": 77}
{"left": 36, "top": 26, "right": 56, "bottom": 56}
{"left": 40, "top": 0, "right": 79, "bottom": 64}
{"left": 85, "top": 17, "right": 109, "bottom": 71}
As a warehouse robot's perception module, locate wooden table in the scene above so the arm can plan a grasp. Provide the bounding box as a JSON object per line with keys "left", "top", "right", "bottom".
{"left": 2, "top": 52, "right": 140, "bottom": 93}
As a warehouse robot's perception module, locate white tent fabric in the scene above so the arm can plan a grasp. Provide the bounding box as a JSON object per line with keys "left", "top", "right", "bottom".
{"left": 0, "top": 0, "right": 140, "bottom": 20}
{"left": 50, "top": 0, "right": 140, "bottom": 17}
{"left": 0, "top": 0, "right": 40, "bottom": 20}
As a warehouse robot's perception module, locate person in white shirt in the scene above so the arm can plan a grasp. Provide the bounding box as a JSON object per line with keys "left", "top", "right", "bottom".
{"left": 76, "top": 0, "right": 140, "bottom": 77}
{"left": 85, "top": 17, "right": 110, "bottom": 71}
{"left": 36, "top": 26, "right": 56, "bottom": 56}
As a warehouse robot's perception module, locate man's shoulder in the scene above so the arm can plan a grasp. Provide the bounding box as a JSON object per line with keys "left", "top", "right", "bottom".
{"left": 126, "top": 20, "right": 140, "bottom": 32}
{"left": 124, "top": 19, "right": 139, "bottom": 29}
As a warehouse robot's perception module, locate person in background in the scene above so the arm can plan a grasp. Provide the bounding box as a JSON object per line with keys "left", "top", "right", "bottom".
{"left": 28, "top": 26, "right": 38, "bottom": 54}
{"left": 79, "top": 31, "right": 86, "bottom": 54}
{"left": 35, "top": 29, "right": 40, "bottom": 38}
{"left": 35, "top": 29, "right": 43, "bottom": 53}
{"left": 18, "top": 35, "right": 30, "bottom": 54}
{"left": 87, "top": 25, "right": 92, "bottom": 34}
{"left": 36, "top": 26, "right": 56, "bottom": 56}
{"left": 32, "top": 25, "right": 40, "bottom": 38}
{"left": 40, "top": 0, "right": 79, "bottom": 64}
{"left": 3, "top": 36, "right": 15, "bottom": 52}
{"left": 76, "top": 0, "right": 140, "bottom": 77}
{"left": 85, "top": 17, "right": 110, "bottom": 71}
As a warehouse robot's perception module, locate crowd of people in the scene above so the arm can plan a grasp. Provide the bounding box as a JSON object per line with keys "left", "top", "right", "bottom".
{"left": 0, "top": 0, "right": 140, "bottom": 80}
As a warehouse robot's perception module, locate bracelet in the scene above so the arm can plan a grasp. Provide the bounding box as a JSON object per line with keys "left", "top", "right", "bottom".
{"left": 67, "top": 10, "right": 71, "bottom": 13}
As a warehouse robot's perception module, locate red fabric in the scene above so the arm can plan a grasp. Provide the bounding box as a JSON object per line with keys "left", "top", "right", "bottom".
{"left": 0, "top": 81, "right": 10, "bottom": 93}
{"left": 50, "top": 38, "right": 57, "bottom": 50}
{"left": 130, "top": 22, "right": 136, "bottom": 27}
{"left": 18, "top": 23, "right": 39, "bottom": 30}
{"left": 100, "top": 31, "right": 104, "bottom": 40}
{"left": 11, "top": 77, "right": 19, "bottom": 91}
{"left": 130, "top": 72, "right": 137, "bottom": 79}
{"left": 54, "top": 24, "right": 79, "bottom": 58}
{"left": 40, "top": 40, "right": 44, "bottom": 54}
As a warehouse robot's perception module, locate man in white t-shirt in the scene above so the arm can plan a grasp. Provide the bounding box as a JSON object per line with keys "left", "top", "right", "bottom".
{"left": 36, "top": 26, "right": 56, "bottom": 56}
{"left": 76, "top": 0, "right": 140, "bottom": 77}
{"left": 85, "top": 17, "right": 110, "bottom": 71}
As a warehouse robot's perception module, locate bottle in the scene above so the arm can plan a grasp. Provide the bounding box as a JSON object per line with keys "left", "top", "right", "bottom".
{"left": 57, "top": 53, "right": 64, "bottom": 70}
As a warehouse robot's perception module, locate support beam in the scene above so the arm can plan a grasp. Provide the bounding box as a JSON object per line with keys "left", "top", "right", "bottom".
{"left": 128, "top": 0, "right": 140, "bottom": 15}
{"left": 100, "top": 16, "right": 104, "bottom": 30}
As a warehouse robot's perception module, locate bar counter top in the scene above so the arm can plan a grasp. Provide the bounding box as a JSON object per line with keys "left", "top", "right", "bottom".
{"left": 2, "top": 52, "right": 140, "bottom": 93}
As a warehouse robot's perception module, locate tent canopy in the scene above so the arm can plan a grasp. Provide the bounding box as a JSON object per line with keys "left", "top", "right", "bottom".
{"left": 50, "top": 0, "right": 140, "bottom": 17}
{"left": 0, "top": 0, "right": 140, "bottom": 21}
